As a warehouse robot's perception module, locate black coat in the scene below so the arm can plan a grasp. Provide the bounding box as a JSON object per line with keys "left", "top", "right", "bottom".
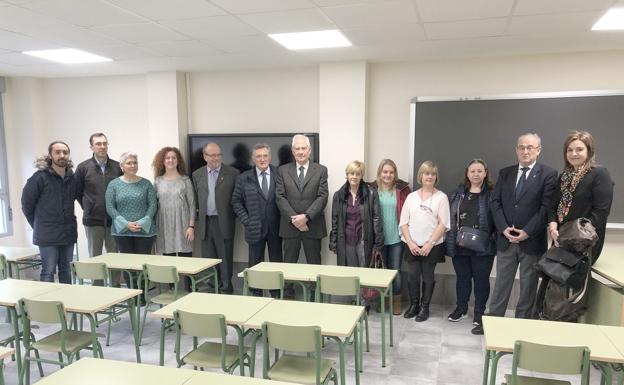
{"left": 21, "top": 167, "right": 78, "bottom": 246}
{"left": 491, "top": 163, "right": 558, "bottom": 256}
{"left": 75, "top": 156, "right": 122, "bottom": 227}
{"left": 232, "top": 165, "right": 280, "bottom": 244}
{"left": 329, "top": 182, "right": 384, "bottom": 267}
{"left": 548, "top": 166, "right": 614, "bottom": 261}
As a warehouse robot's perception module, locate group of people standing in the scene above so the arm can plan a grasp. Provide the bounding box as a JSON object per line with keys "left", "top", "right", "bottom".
{"left": 21, "top": 130, "right": 613, "bottom": 335}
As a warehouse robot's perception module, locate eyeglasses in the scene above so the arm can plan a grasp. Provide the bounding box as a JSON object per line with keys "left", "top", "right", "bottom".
{"left": 516, "top": 145, "right": 539, "bottom": 152}
{"left": 204, "top": 153, "right": 222, "bottom": 158}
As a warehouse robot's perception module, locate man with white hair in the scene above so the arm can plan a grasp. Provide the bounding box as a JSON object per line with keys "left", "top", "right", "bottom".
{"left": 276, "top": 134, "right": 328, "bottom": 298}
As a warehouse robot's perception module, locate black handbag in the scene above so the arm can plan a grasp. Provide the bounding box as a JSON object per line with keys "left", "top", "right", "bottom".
{"left": 536, "top": 246, "right": 590, "bottom": 290}
{"left": 557, "top": 217, "right": 598, "bottom": 254}
{"left": 454, "top": 194, "right": 489, "bottom": 254}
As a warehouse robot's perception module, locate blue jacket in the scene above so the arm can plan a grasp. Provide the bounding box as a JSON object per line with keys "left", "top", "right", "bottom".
{"left": 446, "top": 185, "right": 496, "bottom": 257}
{"left": 21, "top": 166, "right": 78, "bottom": 246}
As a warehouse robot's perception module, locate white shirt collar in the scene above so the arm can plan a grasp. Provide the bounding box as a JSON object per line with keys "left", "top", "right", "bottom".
{"left": 518, "top": 161, "right": 536, "bottom": 172}
{"left": 256, "top": 166, "right": 270, "bottom": 176}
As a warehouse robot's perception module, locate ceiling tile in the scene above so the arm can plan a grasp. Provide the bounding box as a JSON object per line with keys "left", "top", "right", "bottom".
{"left": 322, "top": 0, "right": 419, "bottom": 28}
{"left": 21, "top": 0, "right": 146, "bottom": 27}
{"left": 163, "top": 16, "right": 259, "bottom": 38}
{"left": 88, "top": 44, "right": 163, "bottom": 60}
{"left": 342, "top": 23, "right": 425, "bottom": 46}
{"left": 237, "top": 8, "right": 334, "bottom": 34}
{"left": 415, "top": 0, "right": 514, "bottom": 22}
{"left": 200, "top": 34, "right": 285, "bottom": 53}
{"left": 210, "top": 0, "right": 316, "bottom": 14}
{"left": 424, "top": 18, "right": 508, "bottom": 40}
{"left": 507, "top": 11, "right": 603, "bottom": 36}
{"left": 0, "top": 5, "right": 63, "bottom": 35}
{"left": 28, "top": 25, "right": 120, "bottom": 48}
{"left": 313, "top": 0, "right": 390, "bottom": 5}
{"left": 93, "top": 23, "right": 189, "bottom": 44}
{"left": 514, "top": 0, "right": 616, "bottom": 16}
{"left": 143, "top": 40, "right": 223, "bottom": 56}
{"left": 106, "top": 0, "right": 226, "bottom": 21}
{"left": 0, "top": 30, "right": 61, "bottom": 51}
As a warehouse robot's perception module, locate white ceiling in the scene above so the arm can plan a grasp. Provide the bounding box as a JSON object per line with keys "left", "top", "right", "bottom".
{"left": 0, "top": 0, "right": 622, "bottom": 78}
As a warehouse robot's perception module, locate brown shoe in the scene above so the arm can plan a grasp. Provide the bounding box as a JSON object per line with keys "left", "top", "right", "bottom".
{"left": 392, "top": 294, "right": 402, "bottom": 315}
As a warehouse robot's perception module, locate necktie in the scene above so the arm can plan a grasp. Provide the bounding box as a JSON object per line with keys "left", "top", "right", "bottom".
{"left": 261, "top": 171, "right": 269, "bottom": 198}
{"left": 298, "top": 166, "right": 305, "bottom": 191}
{"left": 515, "top": 167, "right": 529, "bottom": 200}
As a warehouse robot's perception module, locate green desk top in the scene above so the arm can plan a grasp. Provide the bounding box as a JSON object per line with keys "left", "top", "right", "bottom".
{"left": 244, "top": 299, "right": 364, "bottom": 338}
{"left": 86, "top": 253, "right": 221, "bottom": 275}
{"left": 33, "top": 285, "right": 142, "bottom": 314}
{"left": 237, "top": 262, "right": 323, "bottom": 281}
{"left": 592, "top": 248, "right": 624, "bottom": 287}
{"left": 0, "top": 279, "right": 65, "bottom": 307}
{"left": 483, "top": 316, "right": 624, "bottom": 363}
{"left": 316, "top": 265, "right": 397, "bottom": 288}
{"left": 0, "top": 246, "right": 39, "bottom": 261}
{"left": 151, "top": 292, "right": 273, "bottom": 326}
{"left": 32, "top": 357, "right": 299, "bottom": 385}
{"left": 0, "top": 346, "right": 15, "bottom": 360}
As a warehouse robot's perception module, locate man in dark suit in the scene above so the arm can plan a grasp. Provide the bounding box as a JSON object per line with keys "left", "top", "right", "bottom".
{"left": 276, "top": 134, "right": 328, "bottom": 296}
{"left": 192, "top": 142, "right": 240, "bottom": 293}
{"left": 232, "top": 143, "right": 283, "bottom": 294}
{"left": 486, "top": 133, "right": 558, "bottom": 324}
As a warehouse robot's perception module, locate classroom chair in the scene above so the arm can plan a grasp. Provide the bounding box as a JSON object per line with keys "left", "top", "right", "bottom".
{"left": 242, "top": 269, "right": 284, "bottom": 299}
{"left": 503, "top": 340, "right": 591, "bottom": 385}
{"left": 0, "top": 255, "right": 6, "bottom": 280}
{"left": 19, "top": 298, "right": 103, "bottom": 385}
{"left": 173, "top": 310, "right": 251, "bottom": 376}
{"left": 262, "top": 321, "right": 338, "bottom": 385}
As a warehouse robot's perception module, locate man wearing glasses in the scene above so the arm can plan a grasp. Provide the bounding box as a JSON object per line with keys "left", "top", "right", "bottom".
{"left": 75, "top": 133, "right": 122, "bottom": 282}
{"left": 485, "top": 133, "right": 557, "bottom": 329}
{"left": 192, "top": 142, "right": 240, "bottom": 293}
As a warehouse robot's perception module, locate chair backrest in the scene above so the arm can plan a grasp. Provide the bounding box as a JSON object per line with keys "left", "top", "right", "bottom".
{"left": 72, "top": 261, "right": 108, "bottom": 284}
{"left": 511, "top": 340, "right": 591, "bottom": 384}
{"left": 143, "top": 263, "right": 178, "bottom": 284}
{"left": 262, "top": 321, "right": 320, "bottom": 354}
{"left": 19, "top": 298, "right": 66, "bottom": 325}
{"left": 243, "top": 269, "right": 284, "bottom": 293}
{"left": 174, "top": 310, "right": 227, "bottom": 339}
{"left": 315, "top": 274, "right": 360, "bottom": 302}
{"left": 0, "top": 254, "right": 6, "bottom": 279}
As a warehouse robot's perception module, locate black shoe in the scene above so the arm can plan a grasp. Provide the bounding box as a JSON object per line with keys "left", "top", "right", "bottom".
{"left": 220, "top": 287, "right": 234, "bottom": 294}
{"left": 471, "top": 324, "right": 484, "bottom": 335}
{"left": 403, "top": 304, "right": 420, "bottom": 319}
{"left": 473, "top": 313, "right": 483, "bottom": 326}
{"left": 415, "top": 306, "right": 430, "bottom": 322}
{"left": 447, "top": 307, "right": 468, "bottom": 322}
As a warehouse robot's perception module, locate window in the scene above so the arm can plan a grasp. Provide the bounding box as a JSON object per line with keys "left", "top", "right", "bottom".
{"left": 0, "top": 87, "right": 12, "bottom": 238}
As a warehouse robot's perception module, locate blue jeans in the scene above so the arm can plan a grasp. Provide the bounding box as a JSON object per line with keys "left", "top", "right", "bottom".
{"left": 39, "top": 244, "right": 74, "bottom": 283}
{"left": 383, "top": 242, "right": 403, "bottom": 293}
{"left": 451, "top": 253, "right": 494, "bottom": 315}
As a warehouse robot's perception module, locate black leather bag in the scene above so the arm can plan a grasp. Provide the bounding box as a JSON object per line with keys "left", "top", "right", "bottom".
{"left": 536, "top": 247, "right": 590, "bottom": 290}
{"left": 557, "top": 217, "right": 598, "bottom": 254}
{"left": 456, "top": 226, "right": 489, "bottom": 253}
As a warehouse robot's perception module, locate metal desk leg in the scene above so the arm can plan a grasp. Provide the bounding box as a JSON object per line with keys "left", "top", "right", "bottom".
{"left": 353, "top": 323, "right": 360, "bottom": 385}
{"left": 388, "top": 286, "right": 394, "bottom": 347}
{"left": 379, "top": 288, "right": 386, "bottom": 367}
{"left": 84, "top": 314, "right": 102, "bottom": 358}
{"left": 233, "top": 326, "right": 245, "bottom": 376}
{"left": 489, "top": 351, "right": 507, "bottom": 385}
{"left": 482, "top": 350, "right": 491, "bottom": 385}
{"left": 127, "top": 297, "right": 141, "bottom": 363}
{"left": 9, "top": 307, "right": 22, "bottom": 382}
{"left": 159, "top": 319, "right": 169, "bottom": 366}
{"left": 329, "top": 336, "right": 347, "bottom": 385}
{"left": 213, "top": 267, "right": 219, "bottom": 294}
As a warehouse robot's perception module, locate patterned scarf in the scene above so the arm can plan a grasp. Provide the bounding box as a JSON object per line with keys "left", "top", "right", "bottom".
{"left": 557, "top": 166, "right": 590, "bottom": 223}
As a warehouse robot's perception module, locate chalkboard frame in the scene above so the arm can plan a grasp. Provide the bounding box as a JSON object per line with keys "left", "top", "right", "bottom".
{"left": 410, "top": 91, "right": 623, "bottom": 227}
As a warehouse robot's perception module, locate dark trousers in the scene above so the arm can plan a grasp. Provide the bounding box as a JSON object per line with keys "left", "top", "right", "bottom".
{"left": 452, "top": 253, "right": 494, "bottom": 315}
{"left": 202, "top": 216, "right": 234, "bottom": 292}
{"left": 248, "top": 232, "right": 283, "bottom": 267}
{"left": 282, "top": 236, "right": 321, "bottom": 298}
{"left": 114, "top": 236, "right": 155, "bottom": 291}
{"left": 383, "top": 242, "right": 403, "bottom": 293}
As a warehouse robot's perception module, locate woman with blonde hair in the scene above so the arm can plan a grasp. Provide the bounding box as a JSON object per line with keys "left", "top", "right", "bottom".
{"left": 369, "top": 159, "right": 411, "bottom": 315}
{"left": 400, "top": 160, "right": 450, "bottom": 322}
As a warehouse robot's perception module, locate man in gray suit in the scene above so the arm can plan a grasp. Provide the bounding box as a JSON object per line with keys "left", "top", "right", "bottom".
{"left": 192, "top": 142, "right": 240, "bottom": 293}
{"left": 276, "top": 134, "right": 328, "bottom": 296}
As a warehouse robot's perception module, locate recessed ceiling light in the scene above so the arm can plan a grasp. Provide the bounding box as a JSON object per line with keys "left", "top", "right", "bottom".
{"left": 268, "top": 30, "right": 352, "bottom": 50}
{"left": 592, "top": 8, "right": 624, "bottom": 30}
{"left": 22, "top": 48, "right": 113, "bottom": 64}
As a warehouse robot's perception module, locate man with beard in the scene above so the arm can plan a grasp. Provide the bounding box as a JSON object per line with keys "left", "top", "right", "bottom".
{"left": 22, "top": 141, "right": 78, "bottom": 283}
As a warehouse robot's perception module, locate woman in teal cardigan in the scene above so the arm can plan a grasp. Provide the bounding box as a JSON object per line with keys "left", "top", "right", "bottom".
{"left": 105, "top": 151, "right": 157, "bottom": 255}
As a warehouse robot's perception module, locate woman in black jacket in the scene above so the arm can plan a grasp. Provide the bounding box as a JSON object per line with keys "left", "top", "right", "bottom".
{"left": 329, "top": 160, "right": 384, "bottom": 269}
{"left": 446, "top": 159, "right": 496, "bottom": 334}
{"left": 548, "top": 131, "right": 614, "bottom": 262}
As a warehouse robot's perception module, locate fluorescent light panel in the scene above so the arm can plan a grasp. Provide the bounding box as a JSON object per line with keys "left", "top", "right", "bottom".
{"left": 592, "top": 8, "right": 624, "bottom": 30}
{"left": 22, "top": 48, "right": 112, "bottom": 64}
{"left": 269, "top": 30, "right": 351, "bottom": 50}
